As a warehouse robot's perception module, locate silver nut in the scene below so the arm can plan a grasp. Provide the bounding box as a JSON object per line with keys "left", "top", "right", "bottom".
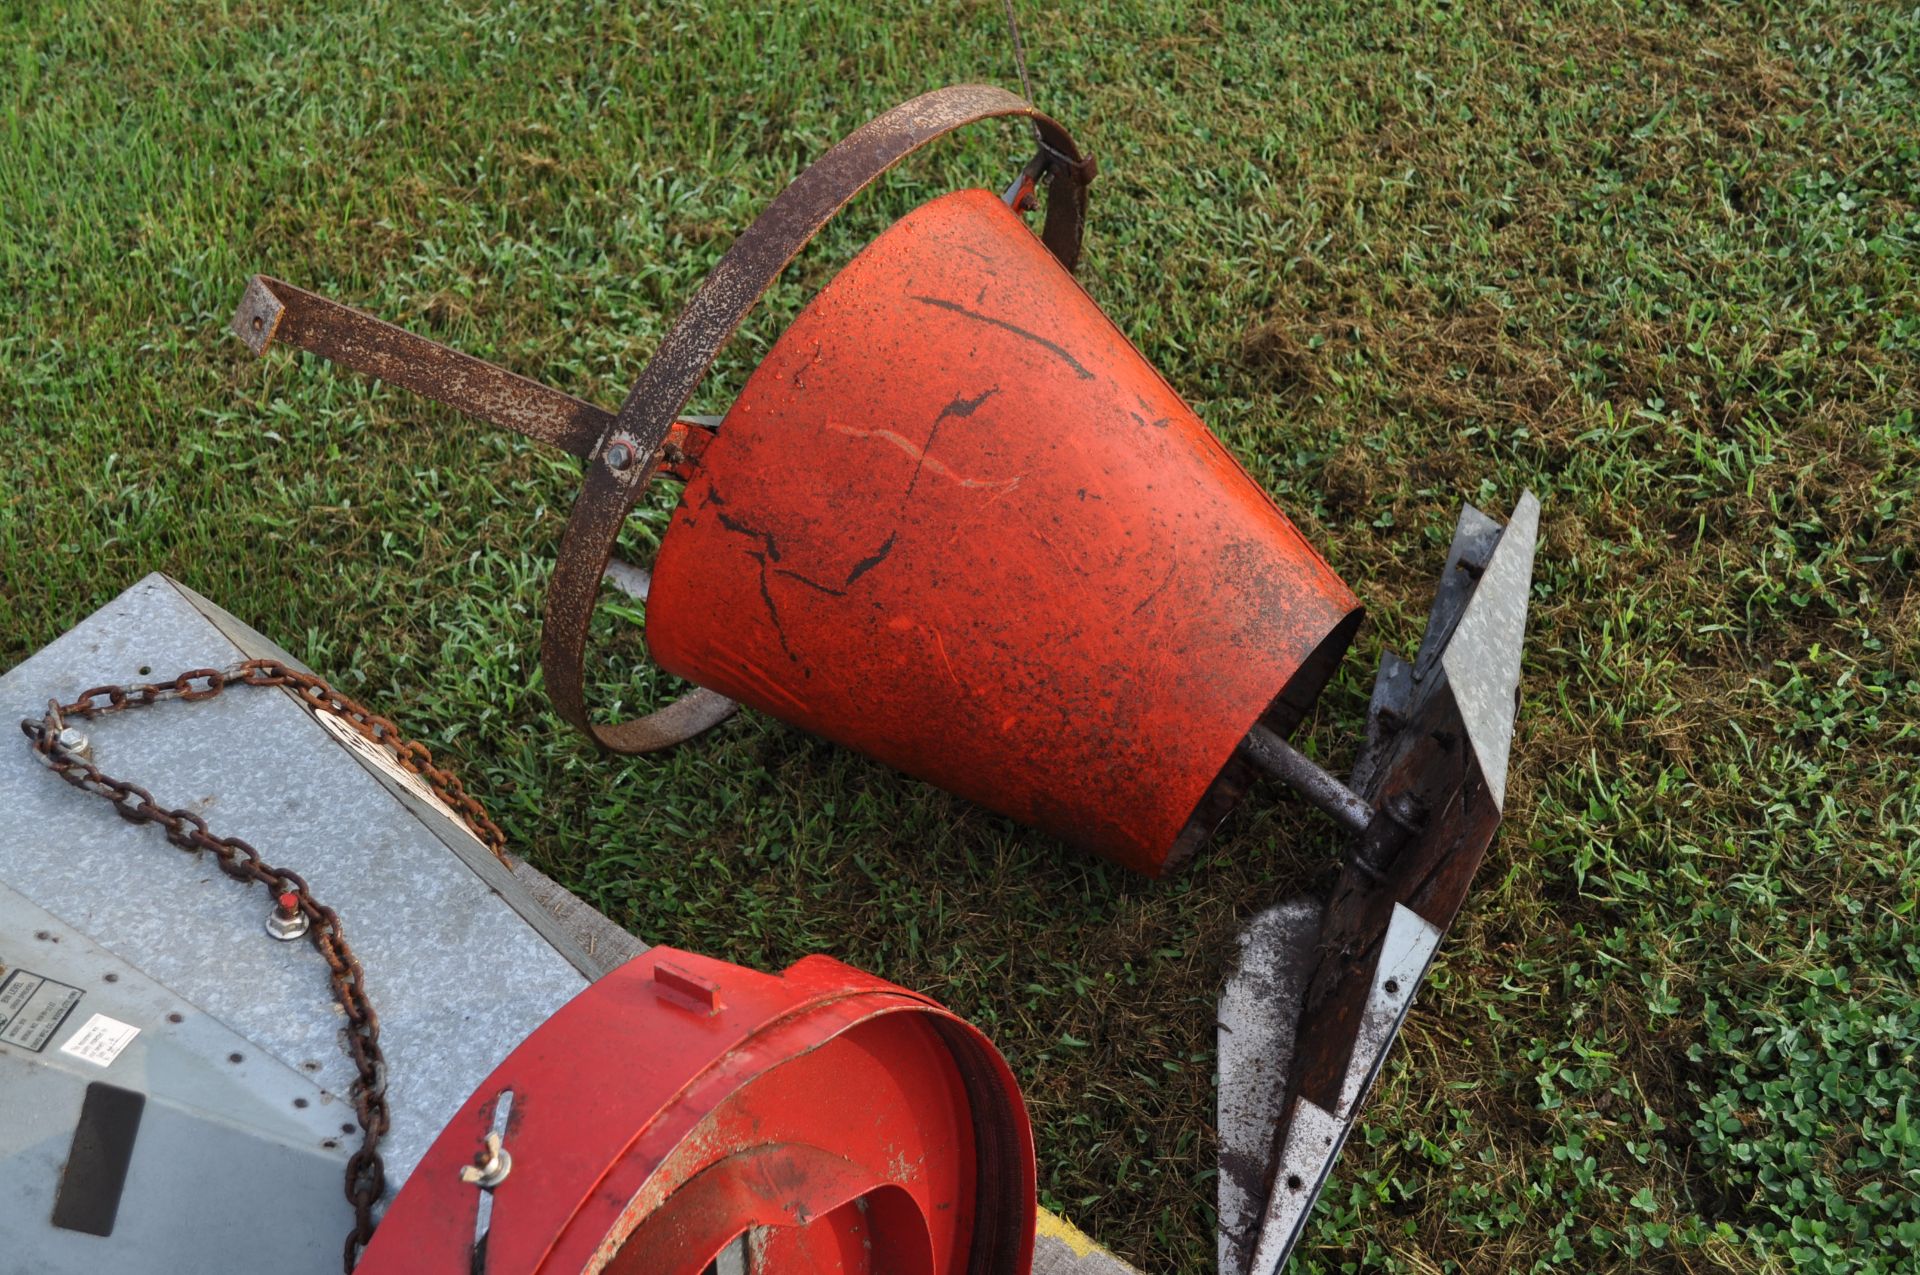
{"left": 459, "top": 1132, "right": 512, "bottom": 1189}
{"left": 53, "top": 727, "right": 92, "bottom": 760}
{"left": 266, "top": 900, "right": 310, "bottom": 942}
{"left": 604, "top": 440, "right": 635, "bottom": 471}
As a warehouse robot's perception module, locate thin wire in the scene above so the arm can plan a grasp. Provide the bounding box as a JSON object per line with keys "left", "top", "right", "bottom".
{"left": 1002, "top": 0, "right": 1036, "bottom": 106}
{"left": 1001, "top": 0, "right": 1044, "bottom": 149}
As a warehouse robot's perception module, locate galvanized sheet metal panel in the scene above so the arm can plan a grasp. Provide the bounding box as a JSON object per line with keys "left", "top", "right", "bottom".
{"left": 0, "top": 575, "right": 594, "bottom": 1226}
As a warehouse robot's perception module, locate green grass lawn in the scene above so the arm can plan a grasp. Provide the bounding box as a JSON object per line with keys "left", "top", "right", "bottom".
{"left": 4, "top": 1, "right": 1917, "bottom": 1271}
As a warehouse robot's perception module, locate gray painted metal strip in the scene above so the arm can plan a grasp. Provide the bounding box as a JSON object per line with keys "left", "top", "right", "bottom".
{"left": 50, "top": 1082, "right": 146, "bottom": 1237}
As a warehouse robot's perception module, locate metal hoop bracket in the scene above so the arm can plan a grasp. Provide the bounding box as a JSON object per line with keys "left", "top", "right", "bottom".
{"left": 232, "top": 85, "right": 1093, "bottom": 754}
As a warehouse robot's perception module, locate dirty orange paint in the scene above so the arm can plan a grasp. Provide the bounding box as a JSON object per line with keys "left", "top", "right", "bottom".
{"left": 648, "top": 190, "right": 1360, "bottom": 874}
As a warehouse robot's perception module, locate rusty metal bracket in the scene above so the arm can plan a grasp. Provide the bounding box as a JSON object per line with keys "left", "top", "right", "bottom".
{"left": 228, "top": 277, "right": 741, "bottom": 751}
{"left": 232, "top": 276, "right": 612, "bottom": 459}
{"left": 1221, "top": 492, "right": 1540, "bottom": 1275}
{"left": 232, "top": 276, "right": 731, "bottom": 471}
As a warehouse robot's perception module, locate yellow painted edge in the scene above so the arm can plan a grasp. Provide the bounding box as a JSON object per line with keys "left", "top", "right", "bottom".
{"left": 1036, "top": 1208, "right": 1104, "bottom": 1259}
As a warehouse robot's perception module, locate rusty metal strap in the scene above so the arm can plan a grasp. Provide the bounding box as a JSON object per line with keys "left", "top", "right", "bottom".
{"left": 228, "top": 281, "right": 740, "bottom": 750}
{"left": 544, "top": 83, "right": 1092, "bottom": 753}
{"left": 233, "top": 277, "right": 612, "bottom": 458}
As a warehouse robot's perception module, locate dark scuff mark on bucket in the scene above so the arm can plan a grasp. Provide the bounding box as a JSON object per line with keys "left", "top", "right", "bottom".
{"left": 846, "top": 531, "right": 899, "bottom": 586}
{"left": 716, "top": 508, "right": 782, "bottom": 562}
{"left": 908, "top": 295, "right": 1095, "bottom": 380}
{"left": 775, "top": 568, "right": 848, "bottom": 597}
{"left": 907, "top": 386, "right": 1001, "bottom": 499}
{"left": 711, "top": 496, "right": 803, "bottom": 662}
{"left": 1133, "top": 561, "right": 1178, "bottom": 615}
{"left": 744, "top": 550, "right": 799, "bottom": 662}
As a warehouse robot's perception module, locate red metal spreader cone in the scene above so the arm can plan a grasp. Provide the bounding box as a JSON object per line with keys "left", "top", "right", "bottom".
{"left": 648, "top": 190, "right": 1359, "bottom": 874}
{"left": 357, "top": 948, "right": 1035, "bottom": 1275}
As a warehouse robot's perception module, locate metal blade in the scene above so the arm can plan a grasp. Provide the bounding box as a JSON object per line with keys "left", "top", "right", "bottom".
{"left": 1440, "top": 492, "right": 1539, "bottom": 813}
{"left": 1226, "top": 492, "right": 1539, "bottom": 1274}
{"left": 1217, "top": 897, "right": 1322, "bottom": 1273}
{"left": 1244, "top": 904, "right": 1442, "bottom": 1274}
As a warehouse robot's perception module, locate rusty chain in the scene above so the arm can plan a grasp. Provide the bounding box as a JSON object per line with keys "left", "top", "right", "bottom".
{"left": 19, "top": 658, "right": 512, "bottom": 1270}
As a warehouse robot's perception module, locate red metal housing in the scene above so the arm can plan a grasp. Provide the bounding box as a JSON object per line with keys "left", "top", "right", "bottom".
{"left": 649, "top": 189, "right": 1361, "bottom": 874}
{"left": 358, "top": 948, "right": 1035, "bottom": 1274}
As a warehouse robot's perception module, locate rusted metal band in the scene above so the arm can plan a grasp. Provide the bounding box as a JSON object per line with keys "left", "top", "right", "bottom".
{"left": 229, "top": 279, "right": 740, "bottom": 751}
{"left": 542, "top": 84, "right": 1092, "bottom": 752}
{"left": 232, "top": 276, "right": 612, "bottom": 458}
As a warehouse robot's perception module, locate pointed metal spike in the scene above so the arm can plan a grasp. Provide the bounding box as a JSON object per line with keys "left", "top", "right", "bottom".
{"left": 1410, "top": 504, "right": 1504, "bottom": 685}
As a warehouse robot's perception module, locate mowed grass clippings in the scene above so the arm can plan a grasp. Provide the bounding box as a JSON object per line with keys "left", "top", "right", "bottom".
{"left": 3, "top": 1, "right": 1917, "bottom": 1271}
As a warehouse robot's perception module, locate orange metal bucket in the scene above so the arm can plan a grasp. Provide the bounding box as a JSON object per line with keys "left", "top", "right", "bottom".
{"left": 648, "top": 190, "right": 1360, "bottom": 875}
{"left": 231, "top": 87, "right": 1366, "bottom": 876}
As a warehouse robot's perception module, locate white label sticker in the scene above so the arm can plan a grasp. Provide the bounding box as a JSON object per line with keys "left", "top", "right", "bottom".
{"left": 313, "top": 710, "right": 466, "bottom": 828}
{"left": 59, "top": 1013, "right": 140, "bottom": 1068}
